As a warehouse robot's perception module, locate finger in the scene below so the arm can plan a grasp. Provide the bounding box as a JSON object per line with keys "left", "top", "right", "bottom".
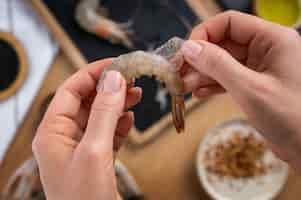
{"left": 114, "top": 111, "right": 134, "bottom": 151}
{"left": 266, "top": 141, "right": 290, "bottom": 163}
{"left": 33, "top": 59, "right": 114, "bottom": 170}
{"left": 83, "top": 71, "right": 127, "bottom": 150}
{"left": 48, "top": 59, "right": 112, "bottom": 116}
{"left": 116, "top": 111, "right": 134, "bottom": 137}
{"left": 127, "top": 78, "right": 135, "bottom": 88}
{"left": 68, "top": 86, "right": 141, "bottom": 134}
{"left": 125, "top": 87, "right": 142, "bottom": 109}
{"left": 218, "top": 40, "right": 248, "bottom": 62}
{"left": 179, "top": 62, "right": 191, "bottom": 76}
{"left": 193, "top": 85, "right": 225, "bottom": 98}
{"left": 190, "top": 11, "right": 283, "bottom": 45}
{"left": 183, "top": 69, "right": 217, "bottom": 92}
{"left": 76, "top": 106, "right": 90, "bottom": 131}
{"left": 181, "top": 40, "right": 260, "bottom": 95}
{"left": 42, "top": 59, "right": 112, "bottom": 139}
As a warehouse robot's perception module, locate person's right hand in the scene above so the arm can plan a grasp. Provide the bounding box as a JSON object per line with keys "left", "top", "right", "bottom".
{"left": 181, "top": 11, "right": 301, "bottom": 170}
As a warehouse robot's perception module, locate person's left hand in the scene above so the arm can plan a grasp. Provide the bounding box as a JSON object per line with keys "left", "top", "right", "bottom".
{"left": 32, "top": 59, "right": 142, "bottom": 200}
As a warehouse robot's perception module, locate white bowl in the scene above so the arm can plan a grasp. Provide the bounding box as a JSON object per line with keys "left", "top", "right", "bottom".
{"left": 196, "top": 119, "right": 289, "bottom": 200}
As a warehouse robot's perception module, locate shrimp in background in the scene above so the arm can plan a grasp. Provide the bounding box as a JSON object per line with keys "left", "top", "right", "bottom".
{"left": 75, "top": 0, "right": 134, "bottom": 48}
{"left": 1, "top": 159, "right": 143, "bottom": 200}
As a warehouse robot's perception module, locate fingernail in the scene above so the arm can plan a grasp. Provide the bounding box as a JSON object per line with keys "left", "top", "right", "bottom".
{"left": 97, "top": 71, "right": 122, "bottom": 93}
{"left": 182, "top": 40, "right": 203, "bottom": 61}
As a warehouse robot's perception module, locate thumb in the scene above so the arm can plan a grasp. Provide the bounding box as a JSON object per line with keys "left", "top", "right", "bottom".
{"left": 83, "top": 71, "right": 126, "bottom": 149}
{"left": 181, "top": 40, "right": 259, "bottom": 94}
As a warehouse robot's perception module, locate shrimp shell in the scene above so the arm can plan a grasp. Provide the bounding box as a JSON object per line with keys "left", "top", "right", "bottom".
{"left": 103, "top": 37, "right": 186, "bottom": 133}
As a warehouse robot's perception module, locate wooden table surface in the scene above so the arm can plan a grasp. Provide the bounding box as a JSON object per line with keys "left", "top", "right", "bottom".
{"left": 1, "top": 53, "right": 301, "bottom": 199}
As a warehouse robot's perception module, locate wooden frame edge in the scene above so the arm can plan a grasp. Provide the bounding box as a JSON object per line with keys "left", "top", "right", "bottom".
{"left": 127, "top": 0, "right": 222, "bottom": 147}
{"left": 127, "top": 98, "right": 206, "bottom": 147}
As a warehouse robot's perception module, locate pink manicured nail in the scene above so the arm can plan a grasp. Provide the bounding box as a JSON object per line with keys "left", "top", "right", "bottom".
{"left": 182, "top": 40, "right": 203, "bottom": 61}
{"left": 97, "top": 71, "right": 122, "bottom": 93}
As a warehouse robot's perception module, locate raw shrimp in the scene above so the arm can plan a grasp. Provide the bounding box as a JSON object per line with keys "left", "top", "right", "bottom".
{"left": 2, "top": 159, "right": 40, "bottom": 200}
{"left": 75, "top": 0, "right": 134, "bottom": 48}
{"left": 2, "top": 159, "right": 143, "bottom": 200}
{"left": 102, "top": 37, "right": 186, "bottom": 133}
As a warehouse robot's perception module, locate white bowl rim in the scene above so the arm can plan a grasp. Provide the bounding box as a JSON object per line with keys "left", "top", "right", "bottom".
{"left": 195, "top": 119, "right": 289, "bottom": 200}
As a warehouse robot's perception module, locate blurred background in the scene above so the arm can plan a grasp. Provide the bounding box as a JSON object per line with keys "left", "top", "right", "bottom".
{"left": 0, "top": 0, "right": 300, "bottom": 199}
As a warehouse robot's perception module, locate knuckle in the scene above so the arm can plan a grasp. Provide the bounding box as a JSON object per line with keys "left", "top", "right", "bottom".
{"left": 32, "top": 116, "right": 79, "bottom": 155}
{"left": 53, "top": 116, "right": 78, "bottom": 132}
{"left": 285, "top": 29, "right": 300, "bottom": 43}
{"left": 32, "top": 135, "right": 46, "bottom": 156}
{"left": 274, "top": 28, "right": 300, "bottom": 47}
{"left": 78, "top": 67, "right": 89, "bottom": 74}
{"left": 224, "top": 10, "right": 249, "bottom": 19}
{"left": 31, "top": 138, "right": 39, "bottom": 154}
{"left": 92, "top": 103, "right": 118, "bottom": 114}
{"left": 32, "top": 124, "right": 47, "bottom": 154}
{"left": 272, "top": 28, "right": 301, "bottom": 55}
{"left": 56, "top": 84, "right": 66, "bottom": 95}
{"left": 224, "top": 10, "right": 240, "bottom": 16}
{"left": 82, "top": 147, "right": 100, "bottom": 161}
{"left": 246, "top": 75, "right": 280, "bottom": 99}
{"left": 80, "top": 144, "right": 111, "bottom": 162}
{"left": 286, "top": 28, "right": 299, "bottom": 38}
{"left": 43, "top": 115, "right": 79, "bottom": 138}
{"left": 91, "top": 98, "right": 121, "bottom": 114}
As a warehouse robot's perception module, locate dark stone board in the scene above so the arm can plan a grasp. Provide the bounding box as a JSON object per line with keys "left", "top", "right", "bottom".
{"left": 217, "top": 0, "right": 253, "bottom": 13}
{"left": 42, "top": 0, "right": 198, "bottom": 132}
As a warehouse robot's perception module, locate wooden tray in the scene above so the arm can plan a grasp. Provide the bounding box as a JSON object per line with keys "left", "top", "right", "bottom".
{"left": 31, "top": 0, "right": 222, "bottom": 147}
{"left": 128, "top": 0, "right": 222, "bottom": 146}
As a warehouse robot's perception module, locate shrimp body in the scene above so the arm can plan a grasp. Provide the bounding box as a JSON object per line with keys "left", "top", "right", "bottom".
{"left": 75, "top": 0, "right": 134, "bottom": 48}
{"left": 106, "top": 51, "right": 183, "bottom": 95}
{"left": 103, "top": 37, "right": 186, "bottom": 133}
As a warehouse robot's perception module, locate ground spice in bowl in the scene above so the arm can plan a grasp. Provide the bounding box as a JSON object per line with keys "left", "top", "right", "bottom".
{"left": 197, "top": 120, "right": 289, "bottom": 200}
{"left": 204, "top": 132, "right": 270, "bottom": 178}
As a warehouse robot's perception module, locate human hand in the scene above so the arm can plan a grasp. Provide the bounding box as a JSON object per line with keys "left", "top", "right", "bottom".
{"left": 32, "top": 59, "right": 142, "bottom": 200}
{"left": 181, "top": 11, "right": 301, "bottom": 170}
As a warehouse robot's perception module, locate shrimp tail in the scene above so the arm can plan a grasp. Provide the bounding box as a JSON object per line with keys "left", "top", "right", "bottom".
{"left": 156, "top": 37, "right": 185, "bottom": 133}
{"left": 172, "top": 95, "right": 185, "bottom": 133}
